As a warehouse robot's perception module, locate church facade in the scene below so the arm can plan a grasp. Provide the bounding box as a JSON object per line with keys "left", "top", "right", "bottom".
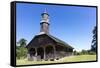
{"left": 26, "top": 9, "right": 74, "bottom": 61}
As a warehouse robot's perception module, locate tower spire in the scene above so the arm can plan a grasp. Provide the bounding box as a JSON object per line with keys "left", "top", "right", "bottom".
{"left": 40, "top": 9, "right": 49, "bottom": 34}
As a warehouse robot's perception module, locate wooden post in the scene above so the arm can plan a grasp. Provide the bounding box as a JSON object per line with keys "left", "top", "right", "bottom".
{"left": 35, "top": 48, "right": 37, "bottom": 56}
{"left": 27, "top": 53, "right": 30, "bottom": 61}
{"left": 35, "top": 48, "right": 37, "bottom": 61}
{"left": 53, "top": 46, "right": 56, "bottom": 59}
{"left": 43, "top": 47, "right": 46, "bottom": 60}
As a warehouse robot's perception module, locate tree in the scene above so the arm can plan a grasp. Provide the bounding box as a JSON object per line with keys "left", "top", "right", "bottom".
{"left": 16, "top": 38, "right": 27, "bottom": 59}
{"left": 18, "top": 38, "right": 27, "bottom": 47}
{"left": 73, "top": 50, "right": 77, "bottom": 55}
{"left": 16, "top": 47, "right": 27, "bottom": 59}
{"left": 91, "top": 26, "right": 97, "bottom": 53}
{"left": 81, "top": 50, "right": 86, "bottom": 55}
{"left": 81, "top": 50, "right": 88, "bottom": 55}
{"left": 73, "top": 50, "right": 80, "bottom": 55}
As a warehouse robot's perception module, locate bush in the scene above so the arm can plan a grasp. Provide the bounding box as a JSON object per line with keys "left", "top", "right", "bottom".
{"left": 73, "top": 50, "right": 80, "bottom": 55}
{"left": 88, "top": 51, "right": 96, "bottom": 55}
{"left": 80, "top": 50, "right": 88, "bottom": 55}
{"left": 50, "top": 59, "right": 54, "bottom": 61}
{"left": 16, "top": 47, "right": 27, "bottom": 59}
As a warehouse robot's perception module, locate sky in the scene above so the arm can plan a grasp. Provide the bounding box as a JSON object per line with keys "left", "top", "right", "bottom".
{"left": 16, "top": 3, "right": 96, "bottom": 51}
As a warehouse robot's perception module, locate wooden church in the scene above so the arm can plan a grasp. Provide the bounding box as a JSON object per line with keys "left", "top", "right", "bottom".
{"left": 26, "top": 9, "right": 74, "bottom": 61}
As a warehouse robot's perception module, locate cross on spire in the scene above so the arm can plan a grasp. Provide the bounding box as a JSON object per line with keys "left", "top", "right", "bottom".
{"left": 44, "top": 8, "right": 47, "bottom": 13}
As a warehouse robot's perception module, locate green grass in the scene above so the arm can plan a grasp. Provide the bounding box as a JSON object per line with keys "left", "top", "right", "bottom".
{"left": 16, "top": 55, "right": 96, "bottom": 65}
{"left": 60, "top": 55, "right": 96, "bottom": 62}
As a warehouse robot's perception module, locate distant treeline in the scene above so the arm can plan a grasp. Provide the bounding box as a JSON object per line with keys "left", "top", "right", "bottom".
{"left": 73, "top": 49, "right": 96, "bottom": 55}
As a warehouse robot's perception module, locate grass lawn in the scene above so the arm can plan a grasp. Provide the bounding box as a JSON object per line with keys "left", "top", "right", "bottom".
{"left": 60, "top": 55, "right": 96, "bottom": 62}
{"left": 16, "top": 55, "right": 96, "bottom": 65}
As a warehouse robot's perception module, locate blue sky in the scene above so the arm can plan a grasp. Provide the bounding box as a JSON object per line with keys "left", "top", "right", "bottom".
{"left": 16, "top": 3, "right": 96, "bottom": 51}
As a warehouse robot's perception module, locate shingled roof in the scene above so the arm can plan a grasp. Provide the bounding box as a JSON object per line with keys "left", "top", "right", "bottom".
{"left": 26, "top": 32, "right": 74, "bottom": 49}
{"left": 47, "top": 34, "right": 74, "bottom": 49}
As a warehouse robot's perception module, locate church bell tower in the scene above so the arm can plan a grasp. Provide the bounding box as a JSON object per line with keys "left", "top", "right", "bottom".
{"left": 40, "top": 8, "right": 49, "bottom": 34}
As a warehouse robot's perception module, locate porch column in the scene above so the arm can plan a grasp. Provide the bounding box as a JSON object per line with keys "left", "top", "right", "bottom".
{"left": 34, "top": 48, "right": 37, "bottom": 61}
{"left": 53, "top": 46, "right": 56, "bottom": 59}
{"left": 35, "top": 48, "right": 37, "bottom": 56}
{"left": 27, "top": 52, "right": 30, "bottom": 60}
{"left": 43, "top": 47, "right": 46, "bottom": 60}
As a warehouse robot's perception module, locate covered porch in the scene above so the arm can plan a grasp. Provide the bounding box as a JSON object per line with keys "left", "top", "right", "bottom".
{"left": 27, "top": 44, "right": 73, "bottom": 61}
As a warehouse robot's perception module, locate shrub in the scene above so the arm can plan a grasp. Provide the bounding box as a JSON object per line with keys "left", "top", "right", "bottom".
{"left": 88, "top": 51, "right": 96, "bottom": 55}
{"left": 16, "top": 47, "right": 27, "bottom": 59}
{"left": 50, "top": 58, "right": 54, "bottom": 61}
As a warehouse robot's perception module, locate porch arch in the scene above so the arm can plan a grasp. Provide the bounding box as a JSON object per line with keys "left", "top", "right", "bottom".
{"left": 45, "top": 45, "right": 55, "bottom": 60}
{"left": 29, "top": 48, "right": 36, "bottom": 57}
{"left": 37, "top": 47, "right": 44, "bottom": 59}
